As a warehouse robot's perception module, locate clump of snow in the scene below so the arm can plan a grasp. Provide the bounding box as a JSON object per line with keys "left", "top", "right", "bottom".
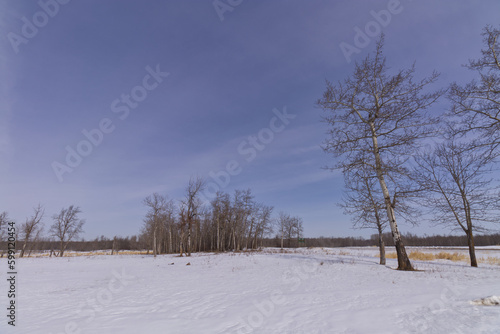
{"left": 471, "top": 296, "right": 500, "bottom": 306}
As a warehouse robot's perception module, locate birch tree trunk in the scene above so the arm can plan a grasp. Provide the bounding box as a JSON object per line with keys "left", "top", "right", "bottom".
{"left": 153, "top": 227, "right": 157, "bottom": 258}
{"left": 168, "top": 227, "right": 172, "bottom": 254}
{"left": 370, "top": 123, "right": 413, "bottom": 270}
{"left": 377, "top": 223, "right": 386, "bottom": 265}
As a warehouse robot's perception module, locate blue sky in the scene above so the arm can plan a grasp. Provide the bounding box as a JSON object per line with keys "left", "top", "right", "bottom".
{"left": 1, "top": 0, "right": 499, "bottom": 240}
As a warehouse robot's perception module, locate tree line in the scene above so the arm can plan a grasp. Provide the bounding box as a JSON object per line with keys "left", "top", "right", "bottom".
{"left": 301, "top": 233, "right": 500, "bottom": 248}
{"left": 318, "top": 26, "right": 500, "bottom": 269}
{"left": 140, "top": 177, "right": 304, "bottom": 257}
{"left": 3, "top": 232, "right": 498, "bottom": 256}
{"left": 0, "top": 178, "right": 305, "bottom": 257}
{"left": 0, "top": 205, "right": 84, "bottom": 257}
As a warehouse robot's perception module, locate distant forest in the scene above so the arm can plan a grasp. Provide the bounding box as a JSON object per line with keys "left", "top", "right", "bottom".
{"left": 2, "top": 232, "right": 499, "bottom": 256}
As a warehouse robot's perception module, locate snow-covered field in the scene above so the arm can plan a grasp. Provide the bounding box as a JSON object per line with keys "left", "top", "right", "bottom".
{"left": 1, "top": 247, "right": 499, "bottom": 334}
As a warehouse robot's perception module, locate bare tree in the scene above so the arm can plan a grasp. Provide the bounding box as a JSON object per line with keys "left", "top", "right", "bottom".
{"left": 49, "top": 205, "right": 85, "bottom": 257}
{"left": 414, "top": 141, "right": 499, "bottom": 267}
{"left": 161, "top": 200, "right": 177, "bottom": 254}
{"left": 214, "top": 191, "right": 235, "bottom": 252}
{"left": 211, "top": 191, "right": 230, "bottom": 252}
{"left": 317, "top": 36, "right": 443, "bottom": 270}
{"left": 278, "top": 212, "right": 288, "bottom": 250}
{"left": 138, "top": 186, "right": 288, "bottom": 254}
{"left": 340, "top": 169, "right": 387, "bottom": 265}
{"left": 292, "top": 216, "right": 304, "bottom": 247}
{"left": 111, "top": 236, "right": 117, "bottom": 255}
{"left": 232, "top": 189, "right": 253, "bottom": 251}
{"left": 252, "top": 204, "right": 273, "bottom": 249}
{"left": 0, "top": 212, "right": 9, "bottom": 257}
{"left": 20, "top": 204, "right": 45, "bottom": 258}
{"left": 180, "top": 177, "right": 205, "bottom": 257}
{"left": 143, "top": 193, "right": 172, "bottom": 257}
{"left": 448, "top": 25, "right": 500, "bottom": 151}
{"left": 277, "top": 212, "right": 303, "bottom": 248}
{"left": 0, "top": 211, "right": 8, "bottom": 239}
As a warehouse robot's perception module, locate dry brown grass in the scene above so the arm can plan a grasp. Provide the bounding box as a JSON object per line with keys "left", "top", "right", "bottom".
{"left": 482, "top": 257, "right": 500, "bottom": 266}
{"left": 386, "top": 251, "right": 466, "bottom": 262}
{"left": 386, "top": 252, "right": 398, "bottom": 259}
{"left": 409, "top": 251, "right": 436, "bottom": 261}
{"left": 435, "top": 252, "right": 467, "bottom": 262}
{"left": 385, "top": 251, "right": 500, "bottom": 265}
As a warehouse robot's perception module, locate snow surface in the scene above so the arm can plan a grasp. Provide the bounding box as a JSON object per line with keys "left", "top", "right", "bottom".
{"left": 1, "top": 248, "right": 499, "bottom": 334}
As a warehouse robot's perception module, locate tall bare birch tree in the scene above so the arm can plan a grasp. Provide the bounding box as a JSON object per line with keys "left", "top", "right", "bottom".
{"left": 211, "top": 191, "right": 231, "bottom": 252}
{"left": 318, "top": 37, "right": 443, "bottom": 270}
{"left": 448, "top": 25, "right": 500, "bottom": 151}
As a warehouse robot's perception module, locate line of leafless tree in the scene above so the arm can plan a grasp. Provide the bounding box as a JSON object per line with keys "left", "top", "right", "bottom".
{"left": 141, "top": 177, "right": 304, "bottom": 257}
{"left": 5, "top": 232, "right": 498, "bottom": 255}
{"left": 0, "top": 205, "right": 85, "bottom": 257}
{"left": 0, "top": 179, "right": 304, "bottom": 257}
{"left": 296, "top": 233, "right": 500, "bottom": 248}
{"left": 319, "top": 26, "right": 500, "bottom": 269}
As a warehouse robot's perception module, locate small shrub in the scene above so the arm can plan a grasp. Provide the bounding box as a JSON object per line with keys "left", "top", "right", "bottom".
{"left": 435, "top": 252, "right": 467, "bottom": 262}
{"left": 386, "top": 252, "right": 397, "bottom": 259}
{"left": 408, "top": 251, "right": 435, "bottom": 261}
